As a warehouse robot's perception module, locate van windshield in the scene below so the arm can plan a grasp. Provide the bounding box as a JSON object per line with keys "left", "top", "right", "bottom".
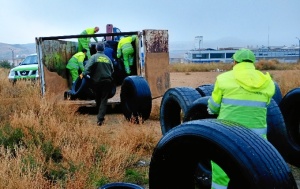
{"left": 20, "top": 55, "right": 38, "bottom": 65}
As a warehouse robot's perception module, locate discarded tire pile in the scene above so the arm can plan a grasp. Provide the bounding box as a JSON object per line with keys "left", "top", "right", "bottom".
{"left": 156, "top": 83, "right": 299, "bottom": 188}
{"left": 99, "top": 83, "right": 300, "bottom": 188}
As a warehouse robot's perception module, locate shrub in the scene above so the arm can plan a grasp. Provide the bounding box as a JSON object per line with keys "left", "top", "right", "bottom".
{"left": 0, "top": 60, "right": 12, "bottom": 69}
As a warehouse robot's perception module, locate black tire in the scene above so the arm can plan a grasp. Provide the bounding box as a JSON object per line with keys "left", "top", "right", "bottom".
{"left": 99, "top": 182, "right": 144, "bottom": 189}
{"left": 278, "top": 88, "right": 300, "bottom": 167}
{"left": 183, "top": 96, "right": 216, "bottom": 189}
{"left": 195, "top": 84, "right": 214, "bottom": 96}
{"left": 149, "top": 119, "right": 297, "bottom": 189}
{"left": 184, "top": 96, "right": 217, "bottom": 122}
{"left": 71, "top": 77, "right": 95, "bottom": 100}
{"left": 160, "top": 87, "right": 202, "bottom": 135}
{"left": 71, "top": 77, "right": 116, "bottom": 100}
{"left": 72, "top": 77, "right": 88, "bottom": 96}
{"left": 266, "top": 98, "right": 300, "bottom": 167}
{"left": 272, "top": 81, "right": 282, "bottom": 105}
{"left": 121, "top": 76, "right": 152, "bottom": 123}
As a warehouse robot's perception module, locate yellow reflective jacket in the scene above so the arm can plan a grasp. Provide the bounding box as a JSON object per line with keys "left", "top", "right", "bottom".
{"left": 208, "top": 62, "right": 275, "bottom": 136}
{"left": 66, "top": 52, "right": 86, "bottom": 71}
{"left": 117, "top": 35, "right": 137, "bottom": 58}
{"left": 81, "top": 28, "right": 98, "bottom": 42}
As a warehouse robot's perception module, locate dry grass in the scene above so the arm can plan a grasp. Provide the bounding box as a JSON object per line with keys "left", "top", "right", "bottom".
{"left": 0, "top": 68, "right": 162, "bottom": 188}
{"left": 0, "top": 63, "right": 300, "bottom": 188}
{"left": 170, "top": 59, "right": 300, "bottom": 73}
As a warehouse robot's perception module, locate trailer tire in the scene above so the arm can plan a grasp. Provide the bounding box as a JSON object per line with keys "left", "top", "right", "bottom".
{"left": 149, "top": 119, "right": 297, "bottom": 189}
{"left": 195, "top": 84, "right": 214, "bottom": 96}
{"left": 121, "top": 76, "right": 152, "bottom": 123}
{"left": 99, "top": 182, "right": 144, "bottom": 189}
{"left": 278, "top": 88, "right": 300, "bottom": 167}
{"left": 160, "top": 87, "right": 202, "bottom": 135}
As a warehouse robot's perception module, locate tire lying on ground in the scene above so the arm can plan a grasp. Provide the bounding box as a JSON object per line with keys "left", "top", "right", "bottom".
{"left": 121, "top": 76, "right": 152, "bottom": 123}
{"left": 195, "top": 84, "right": 214, "bottom": 97}
{"left": 99, "top": 182, "right": 144, "bottom": 189}
{"left": 183, "top": 96, "right": 216, "bottom": 189}
{"left": 272, "top": 81, "right": 283, "bottom": 105}
{"left": 277, "top": 88, "right": 300, "bottom": 167}
{"left": 149, "top": 119, "right": 297, "bottom": 189}
{"left": 184, "top": 96, "right": 217, "bottom": 122}
{"left": 160, "top": 87, "right": 202, "bottom": 135}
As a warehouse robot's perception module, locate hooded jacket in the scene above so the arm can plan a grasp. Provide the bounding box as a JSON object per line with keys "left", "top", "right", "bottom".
{"left": 208, "top": 62, "right": 275, "bottom": 135}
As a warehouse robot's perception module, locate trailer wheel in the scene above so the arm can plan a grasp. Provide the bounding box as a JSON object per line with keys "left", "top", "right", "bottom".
{"left": 121, "top": 76, "right": 152, "bottom": 123}
{"left": 99, "top": 182, "right": 144, "bottom": 189}
{"left": 278, "top": 88, "right": 300, "bottom": 167}
{"left": 195, "top": 84, "right": 214, "bottom": 96}
{"left": 272, "top": 81, "right": 282, "bottom": 105}
{"left": 149, "top": 119, "right": 297, "bottom": 189}
{"left": 160, "top": 87, "right": 201, "bottom": 135}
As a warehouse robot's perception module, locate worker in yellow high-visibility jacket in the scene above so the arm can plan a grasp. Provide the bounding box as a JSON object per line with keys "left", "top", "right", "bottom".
{"left": 66, "top": 49, "right": 87, "bottom": 84}
{"left": 78, "top": 27, "right": 99, "bottom": 59}
{"left": 207, "top": 48, "right": 275, "bottom": 189}
{"left": 117, "top": 35, "right": 137, "bottom": 75}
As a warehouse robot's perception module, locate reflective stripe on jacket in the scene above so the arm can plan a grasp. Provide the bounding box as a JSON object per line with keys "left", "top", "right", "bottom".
{"left": 66, "top": 52, "right": 86, "bottom": 71}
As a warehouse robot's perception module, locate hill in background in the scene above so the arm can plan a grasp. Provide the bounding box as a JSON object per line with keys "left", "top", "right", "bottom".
{"left": 0, "top": 41, "right": 194, "bottom": 62}
{"left": 0, "top": 43, "right": 36, "bottom": 61}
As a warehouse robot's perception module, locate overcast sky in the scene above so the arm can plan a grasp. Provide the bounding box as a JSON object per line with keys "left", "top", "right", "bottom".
{"left": 1, "top": 0, "right": 300, "bottom": 49}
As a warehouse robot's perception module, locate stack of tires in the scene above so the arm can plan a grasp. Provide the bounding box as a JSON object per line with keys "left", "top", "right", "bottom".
{"left": 154, "top": 82, "right": 299, "bottom": 188}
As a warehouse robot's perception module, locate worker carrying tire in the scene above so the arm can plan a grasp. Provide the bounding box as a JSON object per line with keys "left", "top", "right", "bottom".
{"left": 78, "top": 27, "right": 99, "bottom": 59}
{"left": 207, "top": 48, "right": 275, "bottom": 189}
{"left": 66, "top": 48, "right": 87, "bottom": 87}
{"left": 117, "top": 35, "right": 137, "bottom": 75}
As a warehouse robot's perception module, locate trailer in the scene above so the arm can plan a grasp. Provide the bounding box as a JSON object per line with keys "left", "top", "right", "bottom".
{"left": 35, "top": 25, "right": 170, "bottom": 121}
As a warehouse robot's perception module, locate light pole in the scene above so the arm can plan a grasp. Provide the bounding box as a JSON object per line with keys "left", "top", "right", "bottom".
{"left": 297, "top": 37, "right": 300, "bottom": 62}
{"left": 9, "top": 48, "right": 15, "bottom": 65}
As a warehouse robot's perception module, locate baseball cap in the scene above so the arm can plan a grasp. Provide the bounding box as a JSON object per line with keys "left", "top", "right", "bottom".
{"left": 232, "top": 48, "right": 256, "bottom": 63}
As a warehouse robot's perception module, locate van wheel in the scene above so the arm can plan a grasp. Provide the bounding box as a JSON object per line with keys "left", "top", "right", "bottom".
{"left": 149, "top": 119, "right": 297, "bottom": 189}
{"left": 121, "top": 76, "right": 152, "bottom": 123}
{"left": 278, "top": 88, "right": 300, "bottom": 167}
{"left": 99, "top": 182, "right": 144, "bottom": 189}
{"left": 160, "top": 87, "right": 202, "bottom": 135}
{"left": 195, "top": 84, "right": 214, "bottom": 96}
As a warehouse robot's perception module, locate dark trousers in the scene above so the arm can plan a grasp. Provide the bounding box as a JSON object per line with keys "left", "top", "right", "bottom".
{"left": 92, "top": 79, "right": 112, "bottom": 122}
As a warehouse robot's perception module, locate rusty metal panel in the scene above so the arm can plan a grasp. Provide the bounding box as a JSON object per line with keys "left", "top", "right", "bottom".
{"left": 144, "top": 30, "right": 169, "bottom": 53}
{"left": 143, "top": 30, "right": 170, "bottom": 98}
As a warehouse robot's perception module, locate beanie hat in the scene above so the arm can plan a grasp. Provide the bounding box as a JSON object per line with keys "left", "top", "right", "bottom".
{"left": 232, "top": 48, "right": 256, "bottom": 63}
{"left": 96, "top": 42, "right": 104, "bottom": 51}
